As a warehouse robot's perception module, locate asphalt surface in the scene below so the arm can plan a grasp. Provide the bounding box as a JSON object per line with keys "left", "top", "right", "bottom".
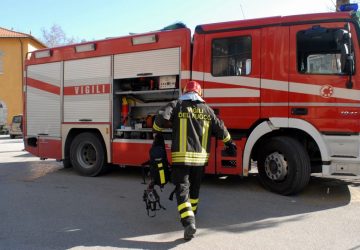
{"left": 0, "top": 135, "right": 360, "bottom": 250}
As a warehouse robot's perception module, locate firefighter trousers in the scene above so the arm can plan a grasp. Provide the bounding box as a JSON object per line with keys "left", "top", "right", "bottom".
{"left": 171, "top": 165, "right": 204, "bottom": 227}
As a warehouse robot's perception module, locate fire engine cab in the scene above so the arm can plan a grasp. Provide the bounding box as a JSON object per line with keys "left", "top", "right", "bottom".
{"left": 24, "top": 10, "right": 360, "bottom": 195}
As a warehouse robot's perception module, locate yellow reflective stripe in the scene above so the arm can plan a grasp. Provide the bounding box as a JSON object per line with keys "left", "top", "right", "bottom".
{"left": 190, "top": 198, "right": 199, "bottom": 204}
{"left": 223, "top": 134, "right": 231, "bottom": 143}
{"left": 201, "top": 120, "right": 209, "bottom": 153}
{"left": 157, "top": 162, "right": 165, "bottom": 184}
{"left": 171, "top": 157, "right": 208, "bottom": 161}
{"left": 179, "top": 118, "right": 187, "bottom": 152}
{"left": 172, "top": 154, "right": 209, "bottom": 160}
{"left": 190, "top": 198, "right": 198, "bottom": 211}
{"left": 172, "top": 152, "right": 209, "bottom": 158}
{"left": 178, "top": 202, "right": 191, "bottom": 211}
{"left": 153, "top": 122, "right": 164, "bottom": 132}
{"left": 172, "top": 159, "right": 208, "bottom": 163}
{"left": 180, "top": 210, "right": 194, "bottom": 219}
{"left": 159, "top": 169, "right": 165, "bottom": 184}
{"left": 172, "top": 154, "right": 209, "bottom": 159}
{"left": 172, "top": 158, "right": 208, "bottom": 164}
{"left": 172, "top": 152, "right": 209, "bottom": 164}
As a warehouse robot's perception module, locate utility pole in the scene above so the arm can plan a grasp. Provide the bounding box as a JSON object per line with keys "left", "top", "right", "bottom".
{"left": 336, "top": 0, "right": 350, "bottom": 11}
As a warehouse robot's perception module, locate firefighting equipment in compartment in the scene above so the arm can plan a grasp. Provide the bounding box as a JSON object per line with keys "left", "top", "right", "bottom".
{"left": 183, "top": 80, "right": 202, "bottom": 96}
{"left": 143, "top": 184, "right": 166, "bottom": 217}
{"left": 121, "top": 96, "right": 129, "bottom": 125}
{"left": 149, "top": 133, "right": 170, "bottom": 188}
{"left": 146, "top": 114, "right": 155, "bottom": 128}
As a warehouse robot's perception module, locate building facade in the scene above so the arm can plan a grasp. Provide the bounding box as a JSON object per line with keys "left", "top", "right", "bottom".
{"left": 0, "top": 27, "right": 46, "bottom": 127}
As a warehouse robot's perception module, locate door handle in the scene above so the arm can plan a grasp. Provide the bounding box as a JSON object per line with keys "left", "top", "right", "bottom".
{"left": 137, "top": 73, "right": 153, "bottom": 76}
{"left": 291, "top": 108, "right": 308, "bottom": 115}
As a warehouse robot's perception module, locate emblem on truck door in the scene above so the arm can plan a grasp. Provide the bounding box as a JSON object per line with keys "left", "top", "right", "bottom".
{"left": 320, "top": 85, "right": 334, "bottom": 98}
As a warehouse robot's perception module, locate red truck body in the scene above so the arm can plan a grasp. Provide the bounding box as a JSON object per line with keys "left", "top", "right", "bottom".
{"left": 24, "top": 11, "right": 360, "bottom": 194}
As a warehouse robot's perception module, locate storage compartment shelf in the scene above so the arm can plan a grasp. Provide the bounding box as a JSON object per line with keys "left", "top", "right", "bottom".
{"left": 130, "top": 102, "right": 168, "bottom": 107}
{"left": 115, "top": 89, "right": 179, "bottom": 102}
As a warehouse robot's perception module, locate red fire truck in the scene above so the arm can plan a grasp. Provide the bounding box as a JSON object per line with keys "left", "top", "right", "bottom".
{"left": 24, "top": 10, "right": 360, "bottom": 195}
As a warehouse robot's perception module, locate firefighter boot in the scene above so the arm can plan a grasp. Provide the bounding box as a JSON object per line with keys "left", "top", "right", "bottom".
{"left": 184, "top": 223, "right": 196, "bottom": 241}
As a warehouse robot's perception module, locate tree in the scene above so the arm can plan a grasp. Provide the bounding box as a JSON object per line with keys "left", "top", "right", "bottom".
{"left": 41, "top": 24, "right": 83, "bottom": 47}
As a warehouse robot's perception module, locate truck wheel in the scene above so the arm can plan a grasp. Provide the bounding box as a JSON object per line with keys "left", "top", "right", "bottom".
{"left": 62, "top": 158, "right": 72, "bottom": 169}
{"left": 257, "top": 136, "right": 311, "bottom": 195}
{"left": 70, "top": 132, "right": 107, "bottom": 176}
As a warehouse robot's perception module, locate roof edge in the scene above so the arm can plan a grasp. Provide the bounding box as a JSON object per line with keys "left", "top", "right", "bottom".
{"left": 0, "top": 27, "right": 47, "bottom": 48}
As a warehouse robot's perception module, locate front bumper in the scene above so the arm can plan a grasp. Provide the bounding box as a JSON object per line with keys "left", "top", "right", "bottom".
{"left": 323, "top": 158, "right": 360, "bottom": 176}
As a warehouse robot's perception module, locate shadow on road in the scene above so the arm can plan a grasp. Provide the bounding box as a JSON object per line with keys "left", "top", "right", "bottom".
{"left": 0, "top": 161, "right": 358, "bottom": 249}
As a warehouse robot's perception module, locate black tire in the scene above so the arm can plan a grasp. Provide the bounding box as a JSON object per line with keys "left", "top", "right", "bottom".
{"left": 70, "top": 132, "right": 107, "bottom": 176}
{"left": 62, "top": 158, "right": 72, "bottom": 169}
{"left": 10, "top": 134, "right": 15, "bottom": 139}
{"left": 257, "top": 136, "right": 311, "bottom": 195}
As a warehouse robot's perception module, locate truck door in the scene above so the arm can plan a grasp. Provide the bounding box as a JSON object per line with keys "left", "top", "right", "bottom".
{"left": 260, "top": 26, "right": 290, "bottom": 118}
{"left": 202, "top": 29, "right": 261, "bottom": 174}
{"left": 289, "top": 22, "right": 360, "bottom": 133}
{"left": 202, "top": 30, "right": 261, "bottom": 129}
{"left": 63, "top": 56, "right": 112, "bottom": 123}
{"left": 26, "top": 62, "right": 62, "bottom": 159}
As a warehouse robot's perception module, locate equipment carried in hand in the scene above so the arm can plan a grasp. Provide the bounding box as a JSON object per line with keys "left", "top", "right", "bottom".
{"left": 149, "top": 134, "right": 170, "bottom": 188}
{"left": 143, "top": 183, "right": 166, "bottom": 217}
{"left": 142, "top": 133, "right": 170, "bottom": 217}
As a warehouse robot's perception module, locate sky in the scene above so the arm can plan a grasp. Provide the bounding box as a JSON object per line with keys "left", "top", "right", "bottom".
{"left": 0, "top": 0, "right": 347, "bottom": 42}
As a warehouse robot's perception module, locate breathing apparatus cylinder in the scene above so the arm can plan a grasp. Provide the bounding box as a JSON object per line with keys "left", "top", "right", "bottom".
{"left": 121, "top": 96, "right": 129, "bottom": 125}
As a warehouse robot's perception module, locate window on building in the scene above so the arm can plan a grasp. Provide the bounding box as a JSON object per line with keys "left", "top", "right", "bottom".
{"left": 297, "top": 26, "right": 354, "bottom": 75}
{"left": 212, "top": 36, "right": 252, "bottom": 76}
{"left": 0, "top": 50, "right": 4, "bottom": 74}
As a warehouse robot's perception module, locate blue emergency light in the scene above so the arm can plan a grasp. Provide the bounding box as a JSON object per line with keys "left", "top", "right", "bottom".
{"left": 339, "top": 3, "right": 358, "bottom": 11}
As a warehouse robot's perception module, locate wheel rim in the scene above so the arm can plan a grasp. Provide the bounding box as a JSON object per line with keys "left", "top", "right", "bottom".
{"left": 76, "top": 142, "right": 97, "bottom": 169}
{"left": 264, "top": 152, "right": 288, "bottom": 181}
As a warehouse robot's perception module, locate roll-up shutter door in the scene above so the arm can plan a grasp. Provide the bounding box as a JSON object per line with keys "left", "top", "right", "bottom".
{"left": 26, "top": 62, "right": 61, "bottom": 137}
{"left": 114, "top": 47, "right": 180, "bottom": 79}
{"left": 64, "top": 56, "right": 111, "bottom": 123}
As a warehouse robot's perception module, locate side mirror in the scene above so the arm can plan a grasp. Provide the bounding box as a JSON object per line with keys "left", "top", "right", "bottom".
{"left": 336, "top": 24, "right": 354, "bottom": 88}
{"left": 345, "top": 23, "right": 354, "bottom": 89}
{"left": 340, "top": 43, "right": 349, "bottom": 72}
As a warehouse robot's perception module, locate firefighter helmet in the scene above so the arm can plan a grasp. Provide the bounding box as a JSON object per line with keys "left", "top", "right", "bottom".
{"left": 183, "top": 81, "right": 202, "bottom": 96}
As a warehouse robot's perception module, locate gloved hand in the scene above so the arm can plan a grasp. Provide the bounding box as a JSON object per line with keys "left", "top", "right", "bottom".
{"left": 224, "top": 141, "right": 237, "bottom": 157}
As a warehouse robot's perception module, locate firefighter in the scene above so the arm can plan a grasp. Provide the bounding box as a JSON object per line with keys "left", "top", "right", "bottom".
{"left": 153, "top": 80, "right": 236, "bottom": 240}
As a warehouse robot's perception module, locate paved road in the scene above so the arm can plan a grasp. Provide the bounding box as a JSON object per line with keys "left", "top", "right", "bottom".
{"left": 0, "top": 135, "right": 360, "bottom": 250}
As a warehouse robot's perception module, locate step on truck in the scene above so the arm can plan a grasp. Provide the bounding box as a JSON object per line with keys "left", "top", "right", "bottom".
{"left": 24, "top": 9, "right": 360, "bottom": 195}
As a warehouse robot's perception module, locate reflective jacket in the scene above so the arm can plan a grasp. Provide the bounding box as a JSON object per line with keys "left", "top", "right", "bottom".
{"left": 153, "top": 98, "right": 231, "bottom": 166}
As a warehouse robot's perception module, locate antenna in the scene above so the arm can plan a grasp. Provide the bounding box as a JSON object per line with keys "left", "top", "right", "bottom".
{"left": 240, "top": 3, "right": 246, "bottom": 19}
